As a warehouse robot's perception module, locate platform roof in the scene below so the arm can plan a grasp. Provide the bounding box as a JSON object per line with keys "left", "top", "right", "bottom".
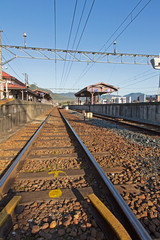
{"left": 75, "top": 82, "right": 118, "bottom": 98}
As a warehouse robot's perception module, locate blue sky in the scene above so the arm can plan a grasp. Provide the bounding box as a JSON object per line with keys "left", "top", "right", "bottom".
{"left": 0, "top": 0, "right": 159, "bottom": 96}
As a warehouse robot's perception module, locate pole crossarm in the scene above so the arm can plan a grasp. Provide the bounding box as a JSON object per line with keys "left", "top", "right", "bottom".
{"left": 1, "top": 44, "right": 159, "bottom": 65}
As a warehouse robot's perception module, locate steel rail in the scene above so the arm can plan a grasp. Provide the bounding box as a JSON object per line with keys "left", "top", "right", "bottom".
{"left": 0, "top": 109, "right": 53, "bottom": 197}
{"left": 59, "top": 109, "right": 152, "bottom": 240}
{"left": 74, "top": 110, "right": 160, "bottom": 135}
{"left": 92, "top": 113, "right": 160, "bottom": 135}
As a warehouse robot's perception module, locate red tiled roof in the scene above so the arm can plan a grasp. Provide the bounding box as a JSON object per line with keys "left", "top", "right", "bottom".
{"left": 3, "top": 83, "right": 26, "bottom": 89}
{"left": 2, "top": 71, "right": 13, "bottom": 78}
{"left": 33, "top": 89, "right": 49, "bottom": 94}
{"left": 2, "top": 71, "right": 26, "bottom": 87}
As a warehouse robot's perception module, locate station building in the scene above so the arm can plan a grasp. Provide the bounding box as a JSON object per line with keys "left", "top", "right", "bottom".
{"left": 32, "top": 89, "right": 52, "bottom": 103}
{"left": 2, "top": 71, "right": 38, "bottom": 101}
{"left": 75, "top": 82, "right": 118, "bottom": 105}
{"left": 2, "top": 71, "right": 52, "bottom": 103}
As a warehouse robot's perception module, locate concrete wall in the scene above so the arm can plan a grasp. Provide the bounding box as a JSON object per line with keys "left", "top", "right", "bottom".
{"left": 69, "top": 102, "right": 160, "bottom": 126}
{"left": 0, "top": 99, "right": 53, "bottom": 134}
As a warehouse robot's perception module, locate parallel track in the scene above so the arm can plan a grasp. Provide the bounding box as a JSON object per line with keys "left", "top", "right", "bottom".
{"left": 74, "top": 109, "right": 160, "bottom": 135}
{"left": 91, "top": 113, "right": 160, "bottom": 135}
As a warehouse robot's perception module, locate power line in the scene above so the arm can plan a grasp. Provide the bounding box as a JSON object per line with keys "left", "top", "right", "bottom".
{"left": 117, "top": 69, "right": 153, "bottom": 85}
{"left": 141, "top": 90, "right": 158, "bottom": 94}
{"left": 54, "top": 0, "right": 57, "bottom": 52}
{"left": 123, "top": 87, "right": 157, "bottom": 90}
{"left": 60, "top": 0, "right": 78, "bottom": 87}
{"left": 119, "top": 70, "right": 156, "bottom": 86}
{"left": 71, "top": 0, "right": 87, "bottom": 50}
{"left": 105, "top": 0, "right": 152, "bottom": 52}
{"left": 75, "top": 0, "right": 95, "bottom": 51}
{"left": 64, "top": 0, "right": 96, "bottom": 87}
{"left": 54, "top": 0, "right": 57, "bottom": 88}
{"left": 49, "top": 87, "right": 79, "bottom": 90}
{"left": 74, "top": 0, "right": 152, "bottom": 87}
{"left": 2, "top": 55, "right": 24, "bottom": 81}
{"left": 1, "top": 33, "right": 25, "bottom": 76}
{"left": 62, "top": 0, "right": 87, "bottom": 85}
{"left": 121, "top": 73, "right": 158, "bottom": 88}
{"left": 101, "top": 0, "right": 143, "bottom": 52}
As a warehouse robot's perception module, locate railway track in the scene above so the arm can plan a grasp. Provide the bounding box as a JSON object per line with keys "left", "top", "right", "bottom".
{"left": 0, "top": 108, "right": 158, "bottom": 239}
{"left": 92, "top": 113, "right": 160, "bottom": 135}
{"left": 75, "top": 110, "right": 160, "bottom": 136}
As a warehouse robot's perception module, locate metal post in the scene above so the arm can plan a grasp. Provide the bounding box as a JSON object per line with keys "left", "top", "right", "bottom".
{"left": 91, "top": 92, "right": 94, "bottom": 105}
{"left": 0, "top": 30, "right": 3, "bottom": 100}
{"left": 158, "top": 71, "right": 160, "bottom": 102}
{"left": 6, "top": 80, "right": 8, "bottom": 98}
{"left": 108, "top": 93, "right": 110, "bottom": 104}
{"left": 21, "top": 90, "right": 24, "bottom": 100}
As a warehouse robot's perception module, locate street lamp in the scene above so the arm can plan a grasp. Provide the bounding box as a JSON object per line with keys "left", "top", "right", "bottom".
{"left": 113, "top": 40, "right": 117, "bottom": 54}
{"left": 23, "top": 32, "right": 27, "bottom": 47}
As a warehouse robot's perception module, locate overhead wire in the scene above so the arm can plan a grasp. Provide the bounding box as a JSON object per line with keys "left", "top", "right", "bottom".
{"left": 121, "top": 73, "right": 158, "bottom": 88}
{"left": 1, "top": 33, "right": 25, "bottom": 80}
{"left": 140, "top": 90, "right": 158, "bottom": 94}
{"left": 101, "top": 0, "right": 143, "bottom": 52}
{"left": 74, "top": 0, "right": 152, "bottom": 87}
{"left": 123, "top": 87, "right": 157, "bottom": 90}
{"left": 74, "top": 0, "right": 95, "bottom": 51}
{"left": 116, "top": 68, "right": 153, "bottom": 85}
{"left": 2, "top": 55, "right": 24, "bottom": 81}
{"left": 60, "top": 0, "right": 78, "bottom": 87}
{"left": 54, "top": 0, "right": 57, "bottom": 89}
{"left": 104, "top": 0, "right": 152, "bottom": 52}
{"left": 62, "top": 0, "right": 87, "bottom": 86}
{"left": 63, "top": 0, "right": 95, "bottom": 88}
{"left": 119, "top": 70, "right": 156, "bottom": 86}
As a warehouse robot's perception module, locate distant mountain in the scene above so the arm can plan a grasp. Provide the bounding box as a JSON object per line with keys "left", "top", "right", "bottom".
{"left": 124, "top": 92, "right": 144, "bottom": 101}
{"left": 30, "top": 84, "right": 75, "bottom": 103}
{"left": 59, "top": 92, "right": 76, "bottom": 100}
{"left": 102, "top": 94, "right": 121, "bottom": 99}
{"left": 29, "top": 85, "right": 156, "bottom": 103}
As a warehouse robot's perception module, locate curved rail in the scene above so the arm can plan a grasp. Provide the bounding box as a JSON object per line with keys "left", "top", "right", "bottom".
{"left": 59, "top": 109, "right": 152, "bottom": 240}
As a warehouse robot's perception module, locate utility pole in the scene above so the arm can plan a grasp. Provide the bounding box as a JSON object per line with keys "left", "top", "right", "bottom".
{"left": 0, "top": 30, "right": 4, "bottom": 100}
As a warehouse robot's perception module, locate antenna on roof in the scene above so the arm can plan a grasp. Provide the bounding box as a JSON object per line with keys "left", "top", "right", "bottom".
{"left": 23, "top": 73, "right": 29, "bottom": 87}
